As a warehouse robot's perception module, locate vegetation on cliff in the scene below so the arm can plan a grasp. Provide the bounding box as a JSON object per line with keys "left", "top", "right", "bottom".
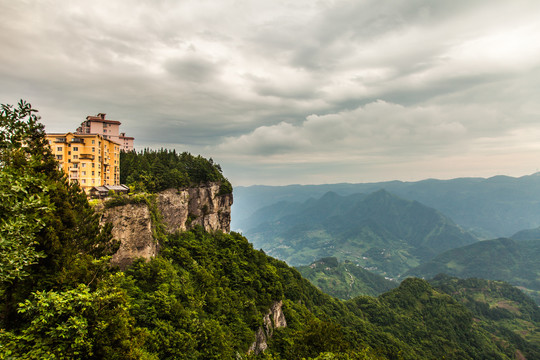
{"left": 2, "top": 101, "right": 538, "bottom": 359}
{"left": 120, "top": 149, "right": 232, "bottom": 194}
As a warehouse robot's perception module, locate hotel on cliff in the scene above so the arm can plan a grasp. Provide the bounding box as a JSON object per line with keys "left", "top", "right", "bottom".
{"left": 45, "top": 113, "right": 134, "bottom": 192}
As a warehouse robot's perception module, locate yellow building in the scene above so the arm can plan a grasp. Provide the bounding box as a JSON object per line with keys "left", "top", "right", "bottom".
{"left": 45, "top": 132, "right": 120, "bottom": 192}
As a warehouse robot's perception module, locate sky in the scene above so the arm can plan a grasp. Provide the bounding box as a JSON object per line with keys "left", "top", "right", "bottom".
{"left": 2, "top": 0, "right": 540, "bottom": 186}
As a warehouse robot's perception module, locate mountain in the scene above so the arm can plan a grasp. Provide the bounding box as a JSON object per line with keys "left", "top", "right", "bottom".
{"left": 511, "top": 226, "right": 540, "bottom": 241}
{"left": 245, "top": 189, "right": 477, "bottom": 278}
{"left": 406, "top": 238, "right": 540, "bottom": 304}
{"left": 430, "top": 275, "right": 540, "bottom": 359}
{"left": 296, "top": 257, "right": 398, "bottom": 300}
{"left": 233, "top": 173, "right": 540, "bottom": 237}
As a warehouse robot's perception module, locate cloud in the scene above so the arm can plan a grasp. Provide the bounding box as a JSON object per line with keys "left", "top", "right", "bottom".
{"left": 2, "top": 0, "right": 540, "bottom": 185}
{"left": 213, "top": 100, "right": 514, "bottom": 161}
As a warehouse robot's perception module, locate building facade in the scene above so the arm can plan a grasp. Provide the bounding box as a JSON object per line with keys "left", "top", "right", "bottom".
{"left": 76, "top": 113, "right": 134, "bottom": 151}
{"left": 45, "top": 132, "right": 120, "bottom": 192}
{"left": 119, "top": 132, "right": 135, "bottom": 152}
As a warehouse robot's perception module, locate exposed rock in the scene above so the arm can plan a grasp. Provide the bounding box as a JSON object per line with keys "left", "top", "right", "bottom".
{"left": 101, "top": 182, "right": 232, "bottom": 268}
{"left": 248, "top": 327, "right": 268, "bottom": 355}
{"left": 249, "top": 300, "right": 287, "bottom": 355}
{"left": 101, "top": 203, "right": 157, "bottom": 269}
{"left": 158, "top": 182, "right": 232, "bottom": 233}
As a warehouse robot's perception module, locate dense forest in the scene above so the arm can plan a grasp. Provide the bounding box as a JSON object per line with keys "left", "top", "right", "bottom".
{"left": 120, "top": 149, "right": 232, "bottom": 194}
{"left": 1, "top": 101, "right": 538, "bottom": 359}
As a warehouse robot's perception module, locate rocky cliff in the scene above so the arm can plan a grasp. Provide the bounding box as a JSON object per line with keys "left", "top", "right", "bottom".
{"left": 101, "top": 182, "right": 232, "bottom": 268}
{"left": 248, "top": 300, "right": 288, "bottom": 354}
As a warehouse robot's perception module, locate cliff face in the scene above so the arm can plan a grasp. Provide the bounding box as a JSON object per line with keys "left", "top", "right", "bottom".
{"left": 248, "top": 300, "right": 287, "bottom": 354}
{"left": 102, "top": 203, "right": 158, "bottom": 269}
{"left": 157, "top": 182, "right": 232, "bottom": 234}
{"left": 101, "top": 182, "right": 232, "bottom": 268}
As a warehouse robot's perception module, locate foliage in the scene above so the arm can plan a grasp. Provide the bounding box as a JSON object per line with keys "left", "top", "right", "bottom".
{"left": 0, "top": 167, "right": 51, "bottom": 284}
{"left": 103, "top": 193, "right": 149, "bottom": 209}
{"left": 0, "top": 101, "right": 145, "bottom": 358}
{"left": 1, "top": 274, "right": 149, "bottom": 360}
{"left": 297, "top": 258, "right": 398, "bottom": 300}
{"left": 120, "top": 149, "right": 232, "bottom": 194}
{"left": 430, "top": 274, "right": 540, "bottom": 359}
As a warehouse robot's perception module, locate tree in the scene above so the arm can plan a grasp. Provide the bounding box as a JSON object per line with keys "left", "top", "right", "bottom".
{"left": 0, "top": 100, "right": 118, "bottom": 330}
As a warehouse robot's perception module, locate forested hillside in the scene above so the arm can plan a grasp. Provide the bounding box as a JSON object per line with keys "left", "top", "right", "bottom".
{"left": 296, "top": 257, "right": 398, "bottom": 299}
{"left": 430, "top": 275, "right": 540, "bottom": 359}
{"left": 406, "top": 238, "right": 540, "bottom": 304}
{"left": 245, "top": 189, "right": 477, "bottom": 277}
{"left": 120, "top": 149, "right": 232, "bottom": 194}
{"left": 2, "top": 101, "right": 538, "bottom": 359}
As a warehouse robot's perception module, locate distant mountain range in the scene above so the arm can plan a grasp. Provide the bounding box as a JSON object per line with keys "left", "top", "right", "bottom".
{"left": 406, "top": 238, "right": 540, "bottom": 304}
{"left": 245, "top": 189, "right": 477, "bottom": 278}
{"left": 233, "top": 172, "right": 540, "bottom": 238}
{"left": 296, "top": 257, "right": 398, "bottom": 300}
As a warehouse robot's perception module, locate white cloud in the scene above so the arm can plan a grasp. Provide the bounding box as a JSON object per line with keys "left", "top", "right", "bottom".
{"left": 2, "top": 0, "right": 540, "bottom": 185}
{"left": 214, "top": 100, "right": 509, "bottom": 161}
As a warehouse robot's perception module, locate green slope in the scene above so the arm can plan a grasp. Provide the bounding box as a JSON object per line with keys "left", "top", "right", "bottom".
{"left": 125, "top": 229, "right": 514, "bottom": 359}
{"left": 246, "top": 189, "right": 477, "bottom": 278}
{"left": 296, "top": 257, "right": 398, "bottom": 300}
{"left": 406, "top": 238, "right": 540, "bottom": 304}
{"left": 430, "top": 275, "right": 540, "bottom": 359}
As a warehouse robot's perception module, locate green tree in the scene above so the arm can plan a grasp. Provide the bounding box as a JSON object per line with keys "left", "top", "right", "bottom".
{"left": 1, "top": 274, "right": 150, "bottom": 360}
{"left": 0, "top": 101, "right": 144, "bottom": 358}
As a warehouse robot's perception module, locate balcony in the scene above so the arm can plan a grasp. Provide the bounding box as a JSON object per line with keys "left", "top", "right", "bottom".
{"left": 71, "top": 138, "right": 85, "bottom": 144}
{"left": 54, "top": 138, "right": 66, "bottom": 143}
{"left": 80, "top": 154, "right": 95, "bottom": 160}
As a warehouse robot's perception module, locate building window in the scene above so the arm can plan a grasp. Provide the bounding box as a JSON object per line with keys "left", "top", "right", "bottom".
{"left": 92, "top": 163, "right": 95, "bottom": 168}
{"left": 73, "top": 155, "right": 78, "bottom": 159}
{"left": 68, "top": 151, "right": 71, "bottom": 155}
{"left": 82, "top": 179, "right": 86, "bottom": 184}
{"left": 82, "top": 171, "right": 86, "bottom": 175}
{"left": 57, "top": 147, "right": 62, "bottom": 151}
{"left": 73, "top": 147, "right": 78, "bottom": 151}
{"left": 92, "top": 171, "right": 95, "bottom": 175}
{"left": 92, "top": 147, "right": 95, "bottom": 152}
{"left": 56, "top": 155, "right": 62, "bottom": 160}
{"left": 82, "top": 163, "right": 86, "bottom": 167}
{"left": 92, "top": 140, "right": 95, "bottom": 144}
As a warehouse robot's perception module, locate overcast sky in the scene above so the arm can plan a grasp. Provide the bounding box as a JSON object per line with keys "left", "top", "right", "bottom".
{"left": 2, "top": 1, "right": 540, "bottom": 186}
